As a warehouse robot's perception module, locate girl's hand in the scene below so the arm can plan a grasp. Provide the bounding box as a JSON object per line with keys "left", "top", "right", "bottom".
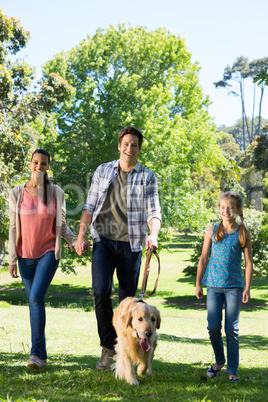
{"left": 9, "top": 265, "right": 19, "bottom": 278}
{"left": 195, "top": 285, "right": 203, "bottom": 299}
{"left": 242, "top": 289, "right": 251, "bottom": 303}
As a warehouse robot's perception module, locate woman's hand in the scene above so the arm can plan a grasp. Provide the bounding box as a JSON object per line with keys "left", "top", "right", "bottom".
{"left": 75, "top": 239, "right": 91, "bottom": 255}
{"left": 9, "top": 264, "right": 19, "bottom": 278}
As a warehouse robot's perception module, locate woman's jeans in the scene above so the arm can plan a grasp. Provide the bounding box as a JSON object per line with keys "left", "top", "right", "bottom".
{"left": 207, "top": 287, "right": 243, "bottom": 376}
{"left": 18, "top": 251, "right": 59, "bottom": 359}
{"left": 92, "top": 237, "right": 142, "bottom": 349}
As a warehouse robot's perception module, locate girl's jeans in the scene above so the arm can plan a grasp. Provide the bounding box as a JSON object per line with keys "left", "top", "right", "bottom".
{"left": 207, "top": 287, "right": 243, "bottom": 376}
{"left": 18, "top": 251, "right": 59, "bottom": 360}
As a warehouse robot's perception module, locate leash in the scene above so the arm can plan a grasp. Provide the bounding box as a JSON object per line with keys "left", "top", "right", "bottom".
{"left": 139, "top": 249, "right": 161, "bottom": 300}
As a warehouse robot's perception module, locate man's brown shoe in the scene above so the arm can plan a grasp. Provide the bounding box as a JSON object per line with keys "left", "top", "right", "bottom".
{"left": 28, "top": 355, "right": 41, "bottom": 369}
{"left": 96, "top": 347, "right": 115, "bottom": 370}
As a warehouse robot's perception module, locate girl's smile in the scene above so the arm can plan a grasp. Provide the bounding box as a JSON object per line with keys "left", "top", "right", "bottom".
{"left": 218, "top": 197, "right": 241, "bottom": 227}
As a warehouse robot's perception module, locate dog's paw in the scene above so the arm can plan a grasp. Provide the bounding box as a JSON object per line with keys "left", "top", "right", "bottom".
{"left": 126, "top": 376, "right": 139, "bottom": 385}
{"left": 137, "top": 366, "right": 145, "bottom": 377}
{"left": 137, "top": 364, "right": 152, "bottom": 377}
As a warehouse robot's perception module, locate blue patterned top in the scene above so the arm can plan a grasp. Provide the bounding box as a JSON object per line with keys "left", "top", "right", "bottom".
{"left": 202, "top": 223, "right": 244, "bottom": 288}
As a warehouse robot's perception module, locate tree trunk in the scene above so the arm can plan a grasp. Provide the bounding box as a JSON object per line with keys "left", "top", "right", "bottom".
{"left": 258, "top": 83, "right": 265, "bottom": 136}
{"left": 240, "top": 81, "right": 246, "bottom": 151}
{"left": 251, "top": 83, "right": 256, "bottom": 142}
{"left": 0, "top": 238, "right": 5, "bottom": 267}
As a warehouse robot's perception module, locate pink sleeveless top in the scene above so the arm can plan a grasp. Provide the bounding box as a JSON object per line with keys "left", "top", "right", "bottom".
{"left": 17, "top": 188, "right": 56, "bottom": 259}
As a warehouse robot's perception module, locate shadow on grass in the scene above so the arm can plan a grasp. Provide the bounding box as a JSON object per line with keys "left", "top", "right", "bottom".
{"left": 159, "top": 333, "right": 268, "bottom": 350}
{"left": 0, "top": 284, "right": 94, "bottom": 310}
{"left": 1, "top": 286, "right": 267, "bottom": 312}
{"left": 0, "top": 352, "right": 267, "bottom": 402}
{"left": 167, "top": 233, "right": 197, "bottom": 246}
{"left": 239, "top": 335, "right": 268, "bottom": 350}
{"left": 251, "top": 275, "right": 268, "bottom": 289}
{"left": 159, "top": 294, "right": 268, "bottom": 311}
{"left": 159, "top": 333, "right": 211, "bottom": 345}
{"left": 165, "top": 234, "right": 197, "bottom": 251}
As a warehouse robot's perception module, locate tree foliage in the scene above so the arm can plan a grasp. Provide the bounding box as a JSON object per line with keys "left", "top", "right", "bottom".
{"left": 252, "top": 129, "right": 268, "bottom": 266}
{"left": 217, "top": 131, "right": 241, "bottom": 159}
{"left": 0, "top": 10, "right": 74, "bottom": 243}
{"left": 218, "top": 117, "right": 268, "bottom": 151}
{"left": 43, "top": 24, "right": 229, "bottom": 231}
{"left": 252, "top": 132, "right": 268, "bottom": 173}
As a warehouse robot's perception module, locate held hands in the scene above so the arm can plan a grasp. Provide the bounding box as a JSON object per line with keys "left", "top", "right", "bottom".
{"left": 9, "top": 265, "right": 19, "bottom": 279}
{"left": 75, "top": 238, "right": 91, "bottom": 256}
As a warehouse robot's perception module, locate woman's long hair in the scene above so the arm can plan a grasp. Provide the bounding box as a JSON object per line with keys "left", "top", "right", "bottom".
{"left": 31, "top": 149, "right": 52, "bottom": 206}
{"left": 214, "top": 191, "right": 247, "bottom": 248}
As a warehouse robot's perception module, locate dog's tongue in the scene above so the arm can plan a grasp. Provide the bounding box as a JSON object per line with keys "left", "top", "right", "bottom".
{"left": 140, "top": 338, "right": 151, "bottom": 352}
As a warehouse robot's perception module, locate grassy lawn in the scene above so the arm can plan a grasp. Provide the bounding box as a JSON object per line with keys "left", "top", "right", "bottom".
{"left": 0, "top": 234, "right": 267, "bottom": 401}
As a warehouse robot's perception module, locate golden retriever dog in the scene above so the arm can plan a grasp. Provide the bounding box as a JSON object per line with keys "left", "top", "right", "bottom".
{"left": 112, "top": 297, "right": 161, "bottom": 385}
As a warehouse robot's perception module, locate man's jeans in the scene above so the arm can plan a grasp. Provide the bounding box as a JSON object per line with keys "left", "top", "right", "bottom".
{"left": 207, "top": 287, "right": 243, "bottom": 376}
{"left": 92, "top": 237, "right": 142, "bottom": 349}
{"left": 18, "top": 251, "right": 59, "bottom": 359}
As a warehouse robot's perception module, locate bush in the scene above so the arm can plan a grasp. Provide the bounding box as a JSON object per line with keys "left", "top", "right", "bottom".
{"left": 244, "top": 209, "right": 268, "bottom": 277}
{"left": 183, "top": 208, "right": 268, "bottom": 278}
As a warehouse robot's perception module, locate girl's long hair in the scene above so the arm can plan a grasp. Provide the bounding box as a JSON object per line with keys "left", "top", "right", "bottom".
{"left": 214, "top": 191, "right": 247, "bottom": 248}
{"left": 31, "top": 149, "right": 52, "bottom": 206}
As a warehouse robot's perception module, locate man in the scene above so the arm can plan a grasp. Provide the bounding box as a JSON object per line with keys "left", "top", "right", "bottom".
{"left": 75, "top": 126, "right": 161, "bottom": 370}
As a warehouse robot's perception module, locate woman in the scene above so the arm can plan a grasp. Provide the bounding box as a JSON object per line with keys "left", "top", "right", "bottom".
{"left": 9, "top": 149, "right": 77, "bottom": 369}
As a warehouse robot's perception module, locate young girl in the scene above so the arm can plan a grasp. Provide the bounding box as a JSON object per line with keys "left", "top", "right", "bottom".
{"left": 195, "top": 191, "right": 253, "bottom": 382}
{"left": 9, "top": 149, "right": 77, "bottom": 369}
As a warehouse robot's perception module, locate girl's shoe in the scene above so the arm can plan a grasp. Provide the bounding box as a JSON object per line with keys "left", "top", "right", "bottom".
{"left": 206, "top": 364, "right": 222, "bottom": 378}
{"left": 28, "top": 355, "right": 41, "bottom": 369}
{"left": 229, "top": 375, "right": 239, "bottom": 382}
{"left": 39, "top": 359, "right": 47, "bottom": 367}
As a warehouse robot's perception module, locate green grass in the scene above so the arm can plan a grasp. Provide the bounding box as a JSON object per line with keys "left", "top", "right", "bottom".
{"left": 0, "top": 234, "right": 267, "bottom": 401}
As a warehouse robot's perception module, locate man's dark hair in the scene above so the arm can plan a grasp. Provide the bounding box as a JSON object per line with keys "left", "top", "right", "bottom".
{"left": 118, "top": 126, "right": 143, "bottom": 149}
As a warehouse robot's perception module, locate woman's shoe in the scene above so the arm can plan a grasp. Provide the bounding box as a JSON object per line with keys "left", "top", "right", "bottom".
{"left": 206, "top": 364, "right": 223, "bottom": 378}
{"left": 39, "top": 359, "right": 47, "bottom": 367}
{"left": 28, "top": 355, "right": 41, "bottom": 369}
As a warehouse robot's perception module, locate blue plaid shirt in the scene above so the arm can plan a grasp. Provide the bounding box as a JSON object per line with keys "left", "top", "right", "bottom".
{"left": 83, "top": 160, "right": 161, "bottom": 252}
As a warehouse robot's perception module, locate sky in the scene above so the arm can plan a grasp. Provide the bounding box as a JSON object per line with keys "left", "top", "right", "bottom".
{"left": 1, "top": 0, "right": 268, "bottom": 126}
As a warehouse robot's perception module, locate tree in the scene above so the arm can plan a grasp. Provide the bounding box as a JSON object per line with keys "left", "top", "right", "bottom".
{"left": 249, "top": 58, "right": 268, "bottom": 137}
{"left": 217, "top": 132, "right": 241, "bottom": 159}
{"left": 214, "top": 56, "right": 268, "bottom": 150}
{"left": 218, "top": 117, "right": 268, "bottom": 151}
{"left": 0, "top": 10, "right": 74, "bottom": 266}
{"left": 214, "top": 57, "right": 251, "bottom": 150}
{"left": 43, "top": 24, "right": 228, "bottom": 232}
{"left": 252, "top": 132, "right": 268, "bottom": 173}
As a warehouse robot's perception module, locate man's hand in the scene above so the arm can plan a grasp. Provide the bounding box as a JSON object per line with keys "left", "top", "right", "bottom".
{"left": 9, "top": 264, "right": 19, "bottom": 278}
{"left": 145, "top": 233, "right": 158, "bottom": 251}
{"left": 146, "top": 217, "right": 161, "bottom": 251}
{"left": 75, "top": 209, "right": 93, "bottom": 255}
{"left": 75, "top": 238, "right": 91, "bottom": 256}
